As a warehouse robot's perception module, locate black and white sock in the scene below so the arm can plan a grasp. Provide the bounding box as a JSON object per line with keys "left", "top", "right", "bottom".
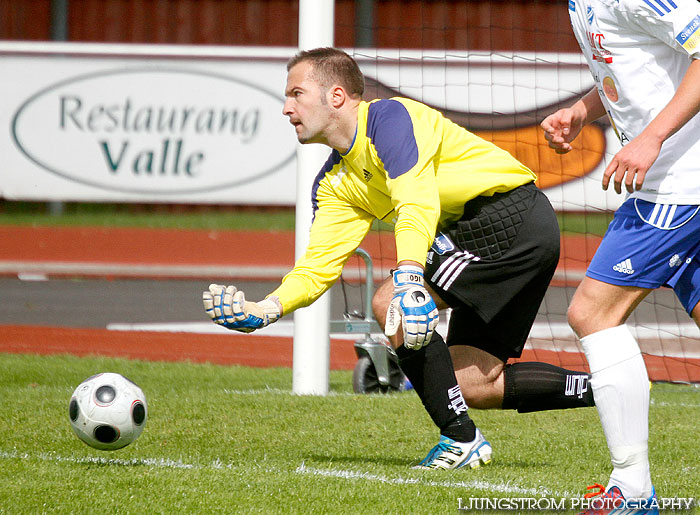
{"left": 396, "top": 333, "right": 477, "bottom": 443}
{"left": 502, "top": 361, "right": 595, "bottom": 413}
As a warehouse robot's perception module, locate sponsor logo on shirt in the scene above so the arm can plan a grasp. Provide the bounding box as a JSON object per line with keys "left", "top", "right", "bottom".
{"left": 675, "top": 15, "right": 700, "bottom": 53}
{"left": 669, "top": 254, "right": 682, "bottom": 268}
{"left": 431, "top": 233, "right": 456, "bottom": 255}
{"left": 362, "top": 168, "right": 373, "bottom": 182}
{"left": 586, "top": 31, "right": 613, "bottom": 63}
{"left": 603, "top": 76, "right": 619, "bottom": 102}
{"left": 569, "top": 0, "right": 575, "bottom": 12}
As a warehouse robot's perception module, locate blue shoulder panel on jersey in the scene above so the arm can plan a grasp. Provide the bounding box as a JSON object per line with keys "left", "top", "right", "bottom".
{"left": 366, "top": 100, "right": 419, "bottom": 179}
{"left": 311, "top": 150, "right": 342, "bottom": 220}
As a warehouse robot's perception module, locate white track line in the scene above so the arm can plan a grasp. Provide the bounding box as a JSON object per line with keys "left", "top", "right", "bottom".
{"left": 0, "top": 261, "right": 290, "bottom": 279}
{"left": 106, "top": 320, "right": 385, "bottom": 341}
{"left": 106, "top": 320, "right": 700, "bottom": 358}
{"left": 108, "top": 320, "right": 700, "bottom": 340}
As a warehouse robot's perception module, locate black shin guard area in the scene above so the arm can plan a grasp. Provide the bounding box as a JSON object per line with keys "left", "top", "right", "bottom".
{"left": 396, "top": 334, "right": 476, "bottom": 442}
{"left": 502, "top": 362, "right": 595, "bottom": 413}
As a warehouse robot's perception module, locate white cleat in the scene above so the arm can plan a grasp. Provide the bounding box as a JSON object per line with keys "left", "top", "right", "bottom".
{"left": 414, "top": 429, "right": 493, "bottom": 470}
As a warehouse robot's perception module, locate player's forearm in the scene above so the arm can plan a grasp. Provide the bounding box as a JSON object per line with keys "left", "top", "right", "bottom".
{"left": 640, "top": 58, "right": 700, "bottom": 145}
{"left": 576, "top": 87, "right": 607, "bottom": 125}
{"left": 270, "top": 250, "right": 350, "bottom": 314}
{"left": 394, "top": 225, "right": 433, "bottom": 266}
{"left": 270, "top": 272, "right": 329, "bottom": 315}
{"left": 390, "top": 178, "right": 439, "bottom": 266}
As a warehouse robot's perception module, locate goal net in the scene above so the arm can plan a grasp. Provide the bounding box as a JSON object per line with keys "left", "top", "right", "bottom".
{"left": 340, "top": 2, "right": 700, "bottom": 384}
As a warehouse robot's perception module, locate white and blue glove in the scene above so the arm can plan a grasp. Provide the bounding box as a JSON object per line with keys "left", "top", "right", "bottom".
{"left": 384, "top": 265, "right": 439, "bottom": 350}
{"left": 202, "top": 284, "right": 281, "bottom": 333}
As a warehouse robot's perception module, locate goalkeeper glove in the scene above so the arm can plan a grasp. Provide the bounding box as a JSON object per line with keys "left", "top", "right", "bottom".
{"left": 202, "top": 284, "right": 281, "bottom": 333}
{"left": 384, "top": 265, "right": 439, "bottom": 350}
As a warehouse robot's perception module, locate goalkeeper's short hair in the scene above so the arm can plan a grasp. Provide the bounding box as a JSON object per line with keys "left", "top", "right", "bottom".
{"left": 287, "top": 47, "right": 365, "bottom": 98}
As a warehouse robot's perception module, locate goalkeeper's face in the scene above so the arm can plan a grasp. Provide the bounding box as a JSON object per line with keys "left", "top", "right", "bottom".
{"left": 283, "top": 61, "right": 335, "bottom": 145}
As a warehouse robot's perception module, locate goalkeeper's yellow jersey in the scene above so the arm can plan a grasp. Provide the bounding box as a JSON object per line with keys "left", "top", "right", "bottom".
{"left": 271, "top": 97, "right": 535, "bottom": 314}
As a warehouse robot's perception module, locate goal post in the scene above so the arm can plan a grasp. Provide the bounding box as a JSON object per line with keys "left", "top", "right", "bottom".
{"left": 291, "top": 0, "right": 335, "bottom": 396}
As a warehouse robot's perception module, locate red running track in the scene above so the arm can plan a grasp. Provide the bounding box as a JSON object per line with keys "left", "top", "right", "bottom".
{"left": 1, "top": 225, "right": 697, "bottom": 381}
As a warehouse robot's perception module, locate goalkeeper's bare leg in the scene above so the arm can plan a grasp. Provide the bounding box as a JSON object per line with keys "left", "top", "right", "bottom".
{"left": 372, "top": 275, "right": 493, "bottom": 469}
{"left": 372, "top": 275, "right": 593, "bottom": 469}
{"left": 373, "top": 279, "right": 595, "bottom": 412}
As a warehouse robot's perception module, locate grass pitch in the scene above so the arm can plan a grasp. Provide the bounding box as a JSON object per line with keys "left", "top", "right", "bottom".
{"left": 1, "top": 352, "right": 698, "bottom": 514}
{"left": 0, "top": 201, "right": 612, "bottom": 236}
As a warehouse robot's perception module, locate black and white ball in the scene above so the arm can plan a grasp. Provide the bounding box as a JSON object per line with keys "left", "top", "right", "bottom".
{"left": 69, "top": 373, "right": 147, "bottom": 451}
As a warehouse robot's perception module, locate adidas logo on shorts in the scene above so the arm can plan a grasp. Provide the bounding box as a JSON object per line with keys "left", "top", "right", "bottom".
{"left": 613, "top": 258, "right": 635, "bottom": 275}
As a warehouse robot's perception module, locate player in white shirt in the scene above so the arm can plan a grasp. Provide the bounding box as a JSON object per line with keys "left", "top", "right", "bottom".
{"left": 542, "top": 0, "right": 700, "bottom": 512}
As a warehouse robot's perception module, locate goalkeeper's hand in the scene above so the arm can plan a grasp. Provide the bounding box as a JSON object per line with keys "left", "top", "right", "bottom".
{"left": 384, "top": 265, "right": 439, "bottom": 350}
{"left": 202, "top": 284, "right": 282, "bottom": 333}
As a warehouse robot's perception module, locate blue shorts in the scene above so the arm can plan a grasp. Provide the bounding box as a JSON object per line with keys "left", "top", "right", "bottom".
{"left": 587, "top": 198, "right": 700, "bottom": 315}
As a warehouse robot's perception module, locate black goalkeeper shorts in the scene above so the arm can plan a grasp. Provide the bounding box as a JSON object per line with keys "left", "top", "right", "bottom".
{"left": 424, "top": 182, "right": 560, "bottom": 362}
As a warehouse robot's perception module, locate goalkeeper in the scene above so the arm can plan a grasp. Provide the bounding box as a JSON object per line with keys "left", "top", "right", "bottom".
{"left": 203, "top": 47, "right": 594, "bottom": 470}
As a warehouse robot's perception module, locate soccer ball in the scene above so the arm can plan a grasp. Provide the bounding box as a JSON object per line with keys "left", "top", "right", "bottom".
{"left": 68, "top": 372, "right": 148, "bottom": 451}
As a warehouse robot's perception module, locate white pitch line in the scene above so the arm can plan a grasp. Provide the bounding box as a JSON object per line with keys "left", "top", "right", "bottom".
{"left": 295, "top": 462, "right": 574, "bottom": 498}
{"left": 0, "top": 450, "right": 573, "bottom": 497}
{"left": 222, "top": 388, "right": 365, "bottom": 397}
{"left": 0, "top": 449, "right": 202, "bottom": 469}
{"left": 0, "top": 449, "right": 285, "bottom": 473}
{"left": 650, "top": 399, "right": 700, "bottom": 408}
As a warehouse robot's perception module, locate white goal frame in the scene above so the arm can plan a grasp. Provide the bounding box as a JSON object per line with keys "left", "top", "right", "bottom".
{"left": 291, "top": 0, "right": 335, "bottom": 396}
